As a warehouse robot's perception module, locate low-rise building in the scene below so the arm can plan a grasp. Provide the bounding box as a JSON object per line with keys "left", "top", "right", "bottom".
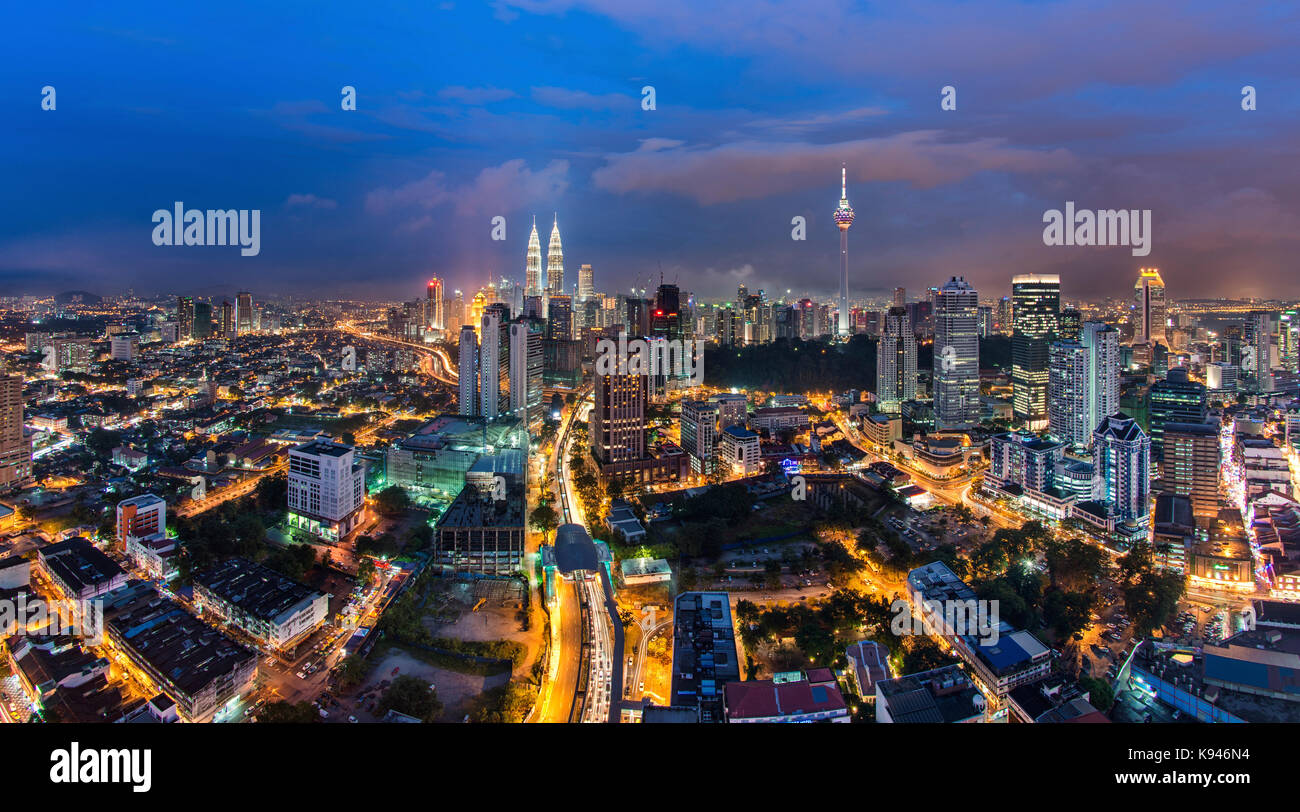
{"left": 724, "top": 668, "right": 849, "bottom": 723}
{"left": 193, "top": 557, "right": 329, "bottom": 652}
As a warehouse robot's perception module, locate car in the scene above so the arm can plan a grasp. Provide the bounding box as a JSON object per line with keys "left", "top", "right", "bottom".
{"left": 297, "top": 671, "right": 307, "bottom": 679}
{"left": 348, "top": 715, "right": 358, "bottom": 723}
{"left": 638, "top": 681, "right": 644, "bottom": 691}
{"left": 319, "top": 709, "right": 329, "bottom": 718}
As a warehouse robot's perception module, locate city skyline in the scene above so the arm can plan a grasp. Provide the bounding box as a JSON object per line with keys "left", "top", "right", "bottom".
{"left": 5, "top": 2, "right": 1300, "bottom": 301}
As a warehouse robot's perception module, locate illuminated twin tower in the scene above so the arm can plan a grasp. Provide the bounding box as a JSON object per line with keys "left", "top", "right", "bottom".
{"left": 525, "top": 214, "right": 564, "bottom": 297}
{"left": 833, "top": 163, "right": 855, "bottom": 336}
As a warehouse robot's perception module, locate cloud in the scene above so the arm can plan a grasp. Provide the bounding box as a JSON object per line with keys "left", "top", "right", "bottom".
{"left": 438, "top": 85, "right": 517, "bottom": 104}
{"left": 365, "top": 159, "right": 570, "bottom": 220}
{"left": 593, "top": 131, "right": 1078, "bottom": 204}
{"left": 285, "top": 193, "right": 338, "bottom": 210}
{"left": 531, "top": 86, "right": 633, "bottom": 111}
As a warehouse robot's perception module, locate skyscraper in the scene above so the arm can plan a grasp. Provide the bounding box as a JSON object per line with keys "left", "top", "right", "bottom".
{"left": 176, "top": 296, "right": 195, "bottom": 339}
{"left": 893, "top": 287, "right": 906, "bottom": 309}
{"left": 0, "top": 373, "right": 33, "bottom": 493}
{"left": 427, "top": 277, "right": 445, "bottom": 330}
{"left": 479, "top": 305, "right": 510, "bottom": 419}
{"left": 653, "top": 283, "right": 682, "bottom": 342}
{"left": 509, "top": 318, "right": 543, "bottom": 424}
{"left": 1148, "top": 367, "right": 1207, "bottom": 459}
{"left": 1159, "top": 422, "right": 1220, "bottom": 526}
{"left": 591, "top": 370, "right": 646, "bottom": 466}
{"left": 1011, "top": 274, "right": 1060, "bottom": 430}
{"left": 458, "top": 325, "right": 478, "bottom": 417}
{"left": 236, "top": 291, "right": 253, "bottom": 334}
{"left": 833, "top": 163, "right": 855, "bottom": 337}
{"left": 1134, "top": 268, "right": 1166, "bottom": 347}
{"left": 933, "top": 277, "right": 980, "bottom": 430}
{"left": 578, "top": 264, "right": 594, "bottom": 302}
{"left": 1081, "top": 321, "right": 1120, "bottom": 441}
{"left": 547, "top": 294, "right": 573, "bottom": 342}
{"left": 1049, "top": 341, "right": 1089, "bottom": 447}
{"left": 1247, "top": 310, "right": 1275, "bottom": 393}
{"left": 525, "top": 217, "right": 542, "bottom": 296}
{"left": 193, "top": 301, "right": 213, "bottom": 339}
{"left": 876, "top": 306, "right": 916, "bottom": 413}
{"left": 220, "top": 300, "right": 235, "bottom": 337}
{"left": 546, "top": 215, "right": 564, "bottom": 296}
{"left": 1093, "top": 413, "right": 1151, "bottom": 524}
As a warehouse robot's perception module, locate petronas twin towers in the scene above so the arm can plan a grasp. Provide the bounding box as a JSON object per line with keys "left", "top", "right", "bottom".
{"left": 525, "top": 214, "right": 564, "bottom": 297}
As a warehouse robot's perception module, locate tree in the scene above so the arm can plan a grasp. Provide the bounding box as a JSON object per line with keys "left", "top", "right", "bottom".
{"left": 605, "top": 478, "right": 625, "bottom": 502}
{"left": 1079, "top": 676, "right": 1116, "bottom": 712}
{"left": 85, "top": 428, "right": 122, "bottom": 457}
{"left": 257, "top": 700, "right": 319, "bottom": 723}
{"left": 377, "top": 674, "right": 443, "bottom": 722}
{"left": 373, "top": 485, "right": 411, "bottom": 516}
{"left": 529, "top": 504, "right": 559, "bottom": 543}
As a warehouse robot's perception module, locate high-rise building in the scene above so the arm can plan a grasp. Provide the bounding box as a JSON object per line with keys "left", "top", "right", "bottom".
{"left": 176, "top": 296, "right": 195, "bottom": 339}
{"left": 1058, "top": 307, "right": 1081, "bottom": 341}
{"left": 1092, "top": 413, "right": 1150, "bottom": 524}
{"left": 833, "top": 163, "right": 855, "bottom": 337}
{"left": 1247, "top": 310, "right": 1275, "bottom": 393}
{"left": 876, "top": 306, "right": 917, "bottom": 413}
{"left": 427, "top": 278, "right": 445, "bottom": 330}
{"left": 933, "top": 277, "right": 980, "bottom": 430}
{"left": 287, "top": 441, "right": 367, "bottom": 543}
{"left": 1159, "top": 422, "right": 1220, "bottom": 526}
{"left": 546, "top": 216, "right": 564, "bottom": 296}
{"left": 1081, "top": 321, "right": 1120, "bottom": 441}
{"left": 525, "top": 218, "right": 542, "bottom": 296}
{"left": 1011, "top": 274, "right": 1060, "bottom": 430}
{"left": 578, "top": 264, "right": 594, "bottom": 303}
{"left": 680, "top": 400, "right": 719, "bottom": 475}
{"left": 192, "top": 301, "right": 213, "bottom": 339}
{"left": 893, "top": 287, "right": 906, "bottom": 309}
{"left": 235, "top": 291, "right": 253, "bottom": 334}
{"left": 653, "top": 283, "right": 682, "bottom": 343}
{"left": 1049, "top": 341, "right": 1089, "bottom": 447}
{"left": 0, "top": 374, "right": 33, "bottom": 493}
{"left": 547, "top": 294, "right": 573, "bottom": 342}
{"left": 116, "top": 493, "right": 166, "bottom": 553}
{"left": 220, "top": 300, "right": 235, "bottom": 336}
{"left": 591, "top": 371, "right": 646, "bottom": 466}
{"left": 1148, "top": 367, "right": 1207, "bottom": 459}
{"left": 1134, "top": 268, "right": 1167, "bottom": 347}
{"left": 509, "top": 318, "right": 544, "bottom": 425}
{"left": 479, "top": 306, "right": 510, "bottom": 419}
{"left": 458, "top": 325, "right": 478, "bottom": 416}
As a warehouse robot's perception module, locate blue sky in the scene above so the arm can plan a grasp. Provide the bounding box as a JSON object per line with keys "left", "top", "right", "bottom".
{"left": 3, "top": 0, "right": 1299, "bottom": 302}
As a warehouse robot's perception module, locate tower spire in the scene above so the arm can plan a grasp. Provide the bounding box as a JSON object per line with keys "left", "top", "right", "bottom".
{"left": 841, "top": 162, "right": 847, "bottom": 199}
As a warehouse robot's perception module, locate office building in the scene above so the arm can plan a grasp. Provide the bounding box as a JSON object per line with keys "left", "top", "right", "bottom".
{"left": 680, "top": 400, "right": 719, "bottom": 474}
{"left": 1081, "top": 321, "right": 1120, "bottom": 439}
{"left": 1134, "top": 268, "right": 1167, "bottom": 346}
{"left": 933, "top": 276, "right": 980, "bottom": 430}
{"left": 115, "top": 494, "right": 166, "bottom": 553}
{"left": 479, "top": 306, "right": 510, "bottom": 419}
{"left": 578, "top": 264, "right": 594, "bottom": 302}
{"left": 1011, "top": 274, "right": 1060, "bottom": 429}
{"left": 717, "top": 425, "right": 761, "bottom": 477}
{"left": 286, "top": 441, "right": 366, "bottom": 543}
{"left": 1159, "top": 422, "right": 1220, "bottom": 526}
{"left": 176, "top": 296, "right": 195, "bottom": 339}
{"left": 591, "top": 371, "right": 646, "bottom": 467}
{"left": 509, "top": 318, "right": 544, "bottom": 425}
{"left": 876, "top": 306, "right": 916, "bottom": 413}
{"left": 427, "top": 277, "right": 445, "bottom": 330}
{"left": 1148, "top": 367, "right": 1207, "bottom": 459}
{"left": 235, "top": 291, "right": 253, "bottom": 334}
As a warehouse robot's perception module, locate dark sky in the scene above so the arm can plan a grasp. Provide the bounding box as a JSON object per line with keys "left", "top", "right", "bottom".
{"left": 3, "top": 1, "right": 1299, "bottom": 303}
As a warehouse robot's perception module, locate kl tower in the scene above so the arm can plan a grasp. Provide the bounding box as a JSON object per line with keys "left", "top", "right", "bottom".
{"left": 833, "top": 162, "right": 855, "bottom": 336}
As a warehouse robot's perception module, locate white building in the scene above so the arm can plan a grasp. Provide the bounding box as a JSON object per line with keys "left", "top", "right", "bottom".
{"left": 717, "top": 426, "right": 760, "bottom": 477}
{"left": 458, "top": 325, "right": 477, "bottom": 416}
{"left": 876, "top": 306, "right": 916, "bottom": 413}
{"left": 109, "top": 333, "right": 140, "bottom": 361}
{"left": 287, "top": 441, "right": 366, "bottom": 543}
